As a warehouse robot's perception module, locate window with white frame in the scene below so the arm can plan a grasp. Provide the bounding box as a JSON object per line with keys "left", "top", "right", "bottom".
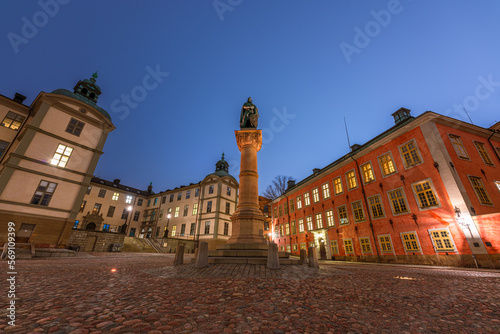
{"left": 325, "top": 209, "right": 334, "bottom": 227}
{"left": 50, "top": 144, "right": 73, "bottom": 168}
{"left": 322, "top": 183, "right": 330, "bottom": 199}
{"left": 312, "top": 188, "right": 320, "bottom": 203}
{"left": 315, "top": 212, "right": 323, "bottom": 229}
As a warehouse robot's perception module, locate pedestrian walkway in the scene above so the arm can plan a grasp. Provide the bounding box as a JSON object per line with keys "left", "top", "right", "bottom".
{"left": 2, "top": 253, "right": 499, "bottom": 333}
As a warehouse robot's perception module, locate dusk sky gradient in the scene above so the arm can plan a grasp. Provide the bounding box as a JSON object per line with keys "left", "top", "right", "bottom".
{"left": 2, "top": 0, "right": 500, "bottom": 194}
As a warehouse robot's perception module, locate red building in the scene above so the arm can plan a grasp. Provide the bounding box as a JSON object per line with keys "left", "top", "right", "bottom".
{"left": 270, "top": 109, "right": 500, "bottom": 268}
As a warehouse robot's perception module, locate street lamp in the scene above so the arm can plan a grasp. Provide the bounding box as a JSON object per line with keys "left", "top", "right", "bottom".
{"left": 164, "top": 213, "right": 171, "bottom": 238}
{"left": 123, "top": 205, "right": 133, "bottom": 235}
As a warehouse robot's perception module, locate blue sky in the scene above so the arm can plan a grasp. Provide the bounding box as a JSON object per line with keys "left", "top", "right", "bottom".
{"left": 2, "top": 0, "right": 500, "bottom": 193}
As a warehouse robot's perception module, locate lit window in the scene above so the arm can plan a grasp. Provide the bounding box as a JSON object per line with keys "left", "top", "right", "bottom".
{"left": 126, "top": 196, "right": 132, "bottom": 204}
{"left": 300, "top": 243, "right": 307, "bottom": 250}
{"left": 293, "top": 244, "right": 298, "bottom": 251}
{"left": 430, "top": 229, "right": 455, "bottom": 252}
{"left": 1, "top": 111, "right": 25, "bottom": 131}
{"left": 174, "top": 206, "right": 180, "bottom": 217}
{"left": 0, "top": 140, "right": 10, "bottom": 158}
{"left": 469, "top": 176, "right": 492, "bottom": 205}
{"left": 346, "top": 170, "right": 357, "bottom": 190}
{"left": 334, "top": 177, "right": 343, "bottom": 195}
{"left": 280, "top": 225, "right": 284, "bottom": 237}
{"left": 388, "top": 188, "right": 408, "bottom": 214}
{"left": 331, "top": 240, "right": 339, "bottom": 254}
{"left": 400, "top": 140, "right": 422, "bottom": 168}
{"left": 378, "top": 235, "right": 393, "bottom": 252}
{"left": 296, "top": 196, "right": 303, "bottom": 209}
{"left": 402, "top": 232, "right": 420, "bottom": 251}
{"left": 304, "top": 192, "right": 311, "bottom": 206}
{"left": 98, "top": 189, "right": 106, "bottom": 198}
{"left": 224, "top": 222, "right": 229, "bottom": 236}
{"left": 412, "top": 180, "right": 438, "bottom": 208}
{"left": 322, "top": 183, "right": 330, "bottom": 199}
{"left": 312, "top": 188, "right": 320, "bottom": 203}
{"left": 474, "top": 141, "right": 494, "bottom": 166}
{"left": 368, "top": 195, "right": 385, "bottom": 218}
{"left": 285, "top": 223, "right": 290, "bottom": 235}
{"left": 92, "top": 203, "right": 102, "bottom": 214}
{"left": 352, "top": 201, "right": 365, "bottom": 222}
{"left": 79, "top": 200, "right": 86, "bottom": 213}
{"left": 378, "top": 153, "right": 396, "bottom": 176}
{"left": 291, "top": 221, "right": 296, "bottom": 234}
{"left": 359, "top": 237, "right": 372, "bottom": 253}
{"left": 343, "top": 239, "right": 354, "bottom": 254}
{"left": 65, "top": 118, "right": 85, "bottom": 136}
{"left": 171, "top": 225, "right": 176, "bottom": 237}
{"left": 207, "top": 201, "right": 212, "bottom": 213}
{"left": 289, "top": 199, "right": 295, "bottom": 212}
{"left": 338, "top": 205, "right": 349, "bottom": 225}
{"left": 325, "top": 209, "right": 334, "bottom": 227}
{"left": 204, "top": 221, "right": 210, "bottom": 234}
{"left": 360, "top": 162, "right": 375, "bottom": 183}
{"left": 50, "top": 144, "right": 73, "bottom": 168}
{"left": 209, "top": 185, "right": 214, "bottom": 194}
{"left": 306, "top": 216, "right": 313, "bottom": 231}
{"left": 30, "top": 180, "right": 57, "bottom": 206}
{"left": 107, "top": 206, "right": 115, "bottom": 217}
{"left": 183, "top": 205, "right": 189, "bottom": 216}
{"left": 315, "top": 213, "right": 323, "bottom": 229}
{"left": 298, "top": 218, "right": 304, "bottom": 232}
{"left": 227, "top": 186, "right": 231, "bottom": 196}
{"left": 112, "top": 193, "right": 119, "bottom": 201}
{"left": 449, "top": 134, "right": 469, "bottom": 159}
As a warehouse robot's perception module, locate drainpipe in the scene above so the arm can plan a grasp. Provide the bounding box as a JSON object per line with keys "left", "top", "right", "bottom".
{"left": 350, "top": 155, "right": 381, "bottom": 263}
{"left": 487, "top": 129, "right": 500, "bottom": 163}
{"left": 195, "top": 182, "right": 202, "bottom": 248}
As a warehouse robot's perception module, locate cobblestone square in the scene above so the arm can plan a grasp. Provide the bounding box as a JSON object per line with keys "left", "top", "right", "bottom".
{"left": 1, "top": 253, "right": 499, "bottom": 333}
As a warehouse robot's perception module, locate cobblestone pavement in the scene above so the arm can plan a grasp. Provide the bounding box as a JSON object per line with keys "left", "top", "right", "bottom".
{"left": 1, "top": 253, "right": 499, "bottom": 334}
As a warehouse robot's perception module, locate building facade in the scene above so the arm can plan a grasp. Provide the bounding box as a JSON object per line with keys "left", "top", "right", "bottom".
{"left": 271, "top": 109, "right": 500, "bottom": 268}
{"left": 0, "top": 74, "right": 115, "bottom": 247}
{"left": 75, "top": 154, "right": 239, "bottom": 250}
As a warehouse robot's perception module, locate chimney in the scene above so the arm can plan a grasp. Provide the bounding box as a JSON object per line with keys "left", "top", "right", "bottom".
{"left": 147, "top": 182, "right": 153, "bottom": 193}
{"left": 392, "top": 107, "right": 412, "bottom": 125}
{"left": 13, "top": 93, "right": 26, "bottom": 104}
{"left": 312, "top": 168, "right": 321, "bottom": 175}
{"left": 350, "top": 144, "right": 361, "bottom": 152}
{"left": 287, "top": 180, "right": 296, "bottom": 190}
{"left": 113, "top": 179, "right": 120, "bottom": 185}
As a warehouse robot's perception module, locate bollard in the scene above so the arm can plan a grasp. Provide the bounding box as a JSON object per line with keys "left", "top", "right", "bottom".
{"left": 174, "top": 244, "right": 185, "bottom": 265}
{"left": 299, "top": 249, "right": 307, "bottom": 265}
{"left": 308, "top": 246, "right": 319, "bottom": 268}
{"left": 267, "top": 242, "right": 280, "bottom": 270}
{"left": 195, "top": 242, "right": 209, "bottom": 268}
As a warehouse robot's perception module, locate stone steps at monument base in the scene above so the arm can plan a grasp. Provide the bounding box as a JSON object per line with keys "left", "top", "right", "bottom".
{"left": 190, "top": 257, "right": 301, "bottom": 265}
{"left": 209, "top": 250, "right": 290, "bottom": 258}
{"left": 216, "top": 243, "right": 269, "bottom": 251}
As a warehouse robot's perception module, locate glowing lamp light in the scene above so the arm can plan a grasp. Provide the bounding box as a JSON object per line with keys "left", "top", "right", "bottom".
{"left": 167, "top": 214, "right": 171, "bottom": 219}
{"left": 111, "top": 268, "right": 117, "bottom": 273}
{"left": 127, "top": 206, "right": 133, "bottom": 211}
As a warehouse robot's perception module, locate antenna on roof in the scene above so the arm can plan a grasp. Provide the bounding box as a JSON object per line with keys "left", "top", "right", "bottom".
{"left": 463, "top": 107, "right": 474, "bottom": 125}
{"left": 344, "top": 117, "right": 351, "bottom": 150}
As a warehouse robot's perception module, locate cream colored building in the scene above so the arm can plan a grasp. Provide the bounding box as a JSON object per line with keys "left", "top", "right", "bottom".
{"left": 75, "top": 154, "right": 239, "bottom": 250}
{"left": 0, "top": 74, "right": 115, "bottom": 246}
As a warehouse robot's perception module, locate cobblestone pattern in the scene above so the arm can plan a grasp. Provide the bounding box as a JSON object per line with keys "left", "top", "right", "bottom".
{"left": 1, "top": 253, "right": 499, "bottom": 334}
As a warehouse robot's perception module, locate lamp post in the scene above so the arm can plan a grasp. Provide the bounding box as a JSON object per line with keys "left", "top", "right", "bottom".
{"left": 165, "top": 213, "right": 171, "bottom": 238}
{"left": 123, "top": 205, "right": 133, "bottom": 235}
